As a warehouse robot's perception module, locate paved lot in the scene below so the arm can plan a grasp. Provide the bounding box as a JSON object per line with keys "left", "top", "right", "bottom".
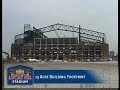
{"left": 3, "top": 61, "right": 118, "bottom": 88}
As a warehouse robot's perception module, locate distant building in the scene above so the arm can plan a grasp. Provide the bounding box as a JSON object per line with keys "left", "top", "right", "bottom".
{"left": 109, "top": 51, "right": 115, "bottom": 58}
{"left": 112, "top": 53, "right": 118, "bottom": 61}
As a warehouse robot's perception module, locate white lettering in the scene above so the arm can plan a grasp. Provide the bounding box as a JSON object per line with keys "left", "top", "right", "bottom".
{"left": 67, "top": 75, "right": 86, "bottom": 79}
{"left": 39, "top": 75, "right": 49, "bottom": 79}
{"left": 12, "top": 80, "right": 28, "bottom": 83}
{"left": 49, "top": 75, "right": 66, "bottom": 79}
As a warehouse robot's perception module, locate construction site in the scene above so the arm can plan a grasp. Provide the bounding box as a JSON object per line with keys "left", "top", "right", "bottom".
{"left": 11, "top": 23, "right": 109, "bottom": 62}
{"left": 3, "top": 24, "right": 118, "bottom": 88}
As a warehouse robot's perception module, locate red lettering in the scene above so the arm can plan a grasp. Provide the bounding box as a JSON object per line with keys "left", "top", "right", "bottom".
{"left": 24, "top": 76, "right": 32, "bottom": 80}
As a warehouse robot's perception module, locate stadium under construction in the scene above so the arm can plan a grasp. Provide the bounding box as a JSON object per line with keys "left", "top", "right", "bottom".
{"left": 11, "top": 23, "right": 109, "bottom": 62}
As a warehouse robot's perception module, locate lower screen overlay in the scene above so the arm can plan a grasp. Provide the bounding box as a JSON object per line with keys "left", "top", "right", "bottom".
{"left": 7, "top": 65, "right": 103, "bottom": 85}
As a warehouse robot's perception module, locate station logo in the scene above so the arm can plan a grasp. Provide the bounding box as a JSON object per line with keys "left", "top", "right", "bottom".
{"left": 7, "top": 65, "right": 33, "bottom": 85}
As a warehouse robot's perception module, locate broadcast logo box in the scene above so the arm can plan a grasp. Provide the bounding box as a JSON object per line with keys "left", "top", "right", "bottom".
{"left": 7, "top": 65, "right": 33, "bottom": 85}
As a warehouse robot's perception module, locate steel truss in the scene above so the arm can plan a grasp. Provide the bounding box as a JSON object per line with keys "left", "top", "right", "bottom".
{"left": 15, "top": 23, "right": 106, "bottom": 43}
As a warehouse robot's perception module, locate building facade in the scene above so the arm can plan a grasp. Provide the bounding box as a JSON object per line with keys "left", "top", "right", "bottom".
{"left": 11, "top": 23, "right": 109, "bottom": 62}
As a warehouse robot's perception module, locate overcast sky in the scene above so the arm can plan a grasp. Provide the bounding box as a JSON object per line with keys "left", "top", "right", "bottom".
{"left": 2, "top": 0, "right": 118, "bottom": 55}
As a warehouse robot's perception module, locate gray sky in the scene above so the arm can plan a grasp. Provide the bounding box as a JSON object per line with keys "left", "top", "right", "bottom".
{"left": 2, "top": 0, "right": 118, "bottom": 55}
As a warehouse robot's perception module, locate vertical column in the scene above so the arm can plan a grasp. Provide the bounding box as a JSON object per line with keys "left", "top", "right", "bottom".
{"left": 33, "top": 39, "right": 35, "bottom": 58}
{"left": 39, "top": 47, "right": 41, "bottom": 61}
{"left": 69, "top": 38, "right": 71, "bottom": 62}
{"left": 79, "top": 25, "right": 81, "bottom": 44}
{"left": 51, "top": 38, "right": 53, "bottom": 60}
{"left": 94, "top": 43, "right": 96, "bottom": 61}
{"left": 28, "top": 44, "right": 30, "bottom": 59}
{"left": 87, "top": 44, "right": 90, "bottom": 61}
{"left": 63, "top": 38, "right": 65, "bottom": 61}
{"left": 39, "top": 39, "right": 41, "bottom": 60}
{"left": 81, "top": 44, "right": 83, "bottom": 62}
{"left": 45, "top": 38, "right": 47, "bottom": 61}
{"left": 22, "top": 45, "right": 24, "bottom": 59}
{"left": 33, "top": 44, "right": 35, "bottom": 59}
{"left": 57, "top": 38, "right": 59, "bottom": 60}
{"left": 76, "top": 38, "right": 78, "bottom": 61}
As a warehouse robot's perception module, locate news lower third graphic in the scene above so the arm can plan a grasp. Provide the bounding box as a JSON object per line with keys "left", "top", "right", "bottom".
{"left": 7, "top": 65, "right": 103, "bottom": 85}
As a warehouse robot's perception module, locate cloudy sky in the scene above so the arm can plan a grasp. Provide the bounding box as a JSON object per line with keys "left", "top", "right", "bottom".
{"left": 2, "top": 0, "right": 118, "bottom": 55}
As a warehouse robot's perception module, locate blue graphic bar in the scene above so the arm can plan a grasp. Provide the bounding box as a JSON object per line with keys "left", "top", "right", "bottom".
{"left": 34, "top": 70, "right": 103, "bottom": 83}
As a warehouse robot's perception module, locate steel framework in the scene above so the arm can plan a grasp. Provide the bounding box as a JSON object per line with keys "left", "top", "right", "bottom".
{"left": 15, "top": 23, "right": 106, "bottom": 43}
